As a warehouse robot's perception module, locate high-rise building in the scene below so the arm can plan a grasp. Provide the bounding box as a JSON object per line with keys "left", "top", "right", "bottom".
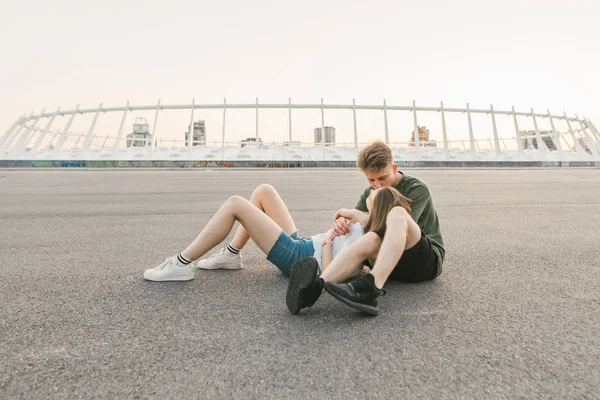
{"left": 240, "top": 137, "right": 263, "bottom": 148}
{"left": 314, "top": 126, "right": 336, "bottom": 146}
{"left": 126, "top": 117, "right": 153, "bottom": 147}
{"left": 409, "top": 126, "right": 436, "bottom": 147}
{"left": 185, "top": 120, "right": 206, "bottom": 146}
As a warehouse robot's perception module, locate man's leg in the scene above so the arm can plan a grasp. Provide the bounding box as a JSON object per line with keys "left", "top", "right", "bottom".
{"left": 320, "top": 232, "right": 382, "bottom": 283}
{"left": 324, "top": 207, "right": 421, "bottom": 315}
{"left": 286, "top": 232, "right": 381, "bottom": 314}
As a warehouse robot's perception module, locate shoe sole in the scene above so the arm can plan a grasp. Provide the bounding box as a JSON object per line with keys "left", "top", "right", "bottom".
{"left": 143, "top": 272, "right": 194, "bottom": 281}
{"left": 324, "top": 283, "right": 380, "bottom": 316}
{"left": 286, "top": 258, "right": 319, "bottom": 315}
{"left": 197, "top": 264, "right": 243, "bottom": 270}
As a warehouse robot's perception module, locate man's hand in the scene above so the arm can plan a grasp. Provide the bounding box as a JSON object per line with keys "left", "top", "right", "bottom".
{"left": 332, "top": 208, "right": 356, "bottom": 236}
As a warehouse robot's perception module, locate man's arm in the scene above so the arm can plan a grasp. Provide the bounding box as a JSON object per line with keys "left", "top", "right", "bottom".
{"left": 332, "top": 187, "right": 371, "bottom": 236}
{"left": 332, "top": 209, "right": 368, "bottom": 236}
{"left": 409, "top": 185, "right": 430, "bottom": 222}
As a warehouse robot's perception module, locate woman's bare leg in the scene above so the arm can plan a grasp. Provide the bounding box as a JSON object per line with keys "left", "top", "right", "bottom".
{"left": 230, "top": 184, "right": 297, "bottom": 250}
{"left": 180, "top": 195, "right": 286, "bottom": 261}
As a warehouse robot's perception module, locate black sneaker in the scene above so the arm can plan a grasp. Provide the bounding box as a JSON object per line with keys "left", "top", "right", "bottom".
{"left": 324, "top": 273, "right": 385, "bottom": 316}
{"left": 286, "top": 257, "right": 324, "bottom": 315}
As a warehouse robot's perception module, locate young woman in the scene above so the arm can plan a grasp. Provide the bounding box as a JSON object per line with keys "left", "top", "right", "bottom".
{"left": 286, "top": 185, "right": 420, "bottom": 315}
{"left": 143, "top": 184, "right": 412, "bottom": 283}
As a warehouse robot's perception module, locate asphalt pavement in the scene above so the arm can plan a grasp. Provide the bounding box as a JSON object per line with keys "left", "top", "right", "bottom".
{"left": 1, "top": 168, "right": 598, "bottom": 399}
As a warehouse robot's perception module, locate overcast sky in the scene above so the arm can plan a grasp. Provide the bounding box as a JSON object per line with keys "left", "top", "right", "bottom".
{"left": 1, "top": 0, "right": 598, "bottom": 146}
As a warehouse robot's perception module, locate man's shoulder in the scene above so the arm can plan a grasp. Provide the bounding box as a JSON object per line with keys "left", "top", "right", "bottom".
{"left": 397, "top": 173, "right": 430, "bottom": 194}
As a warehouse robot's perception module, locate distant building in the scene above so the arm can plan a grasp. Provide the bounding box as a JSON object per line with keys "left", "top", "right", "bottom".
{"left": 283, "top": 140, "right": 302, "bottom": 147}
{"left": 126, "top": 117, "right": 152, "bottom": 147}
{"left": 519, "top": 130, "right": 557, "bottom": 151}
{"left": 409, "top": 126, "right": 436, "bottom": 147}
{"left": 184, "top": 120, "right": 206, "bottom": 146}
{"left": 314, "top": 126, "right": 335, "bottom": 146}
{"left": 241, "top": 137, "right": 263, "bottom": 148}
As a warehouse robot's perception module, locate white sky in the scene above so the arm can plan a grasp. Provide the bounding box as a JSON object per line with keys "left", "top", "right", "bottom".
{"left": 1, "top": 0, "right": 599, "bottom": 147}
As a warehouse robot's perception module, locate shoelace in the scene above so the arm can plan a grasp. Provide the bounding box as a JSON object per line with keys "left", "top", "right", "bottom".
{"left": 350, "top": 277, "right": 373, "bottom": 292}
{"left": 208, "top": 249, "right": 227, "bottom": 259}
{"left": 156, "top": 258, "right": 171, "bottom": 270}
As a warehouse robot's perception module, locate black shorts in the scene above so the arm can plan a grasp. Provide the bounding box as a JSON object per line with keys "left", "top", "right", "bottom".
{"left": 364, "top": 231, "right": 438, "bottom": 283}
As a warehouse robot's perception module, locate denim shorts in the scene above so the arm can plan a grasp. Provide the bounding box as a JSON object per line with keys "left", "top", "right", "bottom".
{"left": 266, "top": 231, "right": 315, "bottom": 276}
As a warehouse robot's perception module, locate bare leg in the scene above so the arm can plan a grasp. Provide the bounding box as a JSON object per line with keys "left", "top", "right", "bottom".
{"left": 320, "top": 206, "right": 421, "bottom": 286}
{"left": 370, "top": 206, "right": 421, "bottom": 288}
{"left": 180, "top": 196, "right": 285, "bottom": 261}
{"left": 230, "top": 184, "right": 297, "bottom": 250}
{"left": 319, "top": 232, "right": 382, "bottom": 283}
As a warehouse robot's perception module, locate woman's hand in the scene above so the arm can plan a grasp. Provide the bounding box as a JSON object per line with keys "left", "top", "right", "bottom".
{"left": 322, "top": 228, "right": 336, "bottom": 246}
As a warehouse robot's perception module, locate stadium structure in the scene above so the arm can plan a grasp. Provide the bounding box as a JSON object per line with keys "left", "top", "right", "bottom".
{"left": 1, "top": 99, "right": 599, "bottom": 167}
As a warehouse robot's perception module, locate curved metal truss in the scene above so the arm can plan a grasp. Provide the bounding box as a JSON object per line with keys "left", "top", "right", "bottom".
{"left": 1, "top": 99, "right": 599, "bottom": 162}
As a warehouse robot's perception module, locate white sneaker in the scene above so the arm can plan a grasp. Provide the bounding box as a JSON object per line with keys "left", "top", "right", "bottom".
{"left": 197, "top": 248, "right": 243, "bottom": 270}
{"left": 144, "top": 255, "right": 195, "bottom": 281}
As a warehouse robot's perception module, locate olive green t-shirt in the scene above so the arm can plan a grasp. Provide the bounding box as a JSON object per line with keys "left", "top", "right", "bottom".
{"left": 355, "top": 172, "right": 445, "bottom": 277}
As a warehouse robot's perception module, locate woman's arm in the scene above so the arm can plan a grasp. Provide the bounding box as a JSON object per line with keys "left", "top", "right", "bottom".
{"left": 321, "top": 229, "right": 335, "bottom": 271}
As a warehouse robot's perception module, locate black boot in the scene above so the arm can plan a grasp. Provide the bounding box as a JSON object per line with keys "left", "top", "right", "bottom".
{"left": 286, "top": 257, "right": 324, "bottom": 314}
{"left": 324, "top": 273, "right": 385, "bottom": 316}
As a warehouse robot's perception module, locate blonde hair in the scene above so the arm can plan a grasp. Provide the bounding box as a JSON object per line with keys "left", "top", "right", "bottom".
{"left": 357, "top": 140, "right": 393, "bottom": 172}
{"left": 363, "top": 187, "right": 412, "bottom": 238}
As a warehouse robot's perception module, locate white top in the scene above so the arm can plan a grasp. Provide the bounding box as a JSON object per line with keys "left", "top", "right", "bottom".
{"left": 311, "top": 223, "right": 365, "bottom": 270}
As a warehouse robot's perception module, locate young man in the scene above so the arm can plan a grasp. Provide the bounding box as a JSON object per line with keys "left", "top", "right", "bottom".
{"left": 286, "top": 140, "right": 445, "bottom": 315}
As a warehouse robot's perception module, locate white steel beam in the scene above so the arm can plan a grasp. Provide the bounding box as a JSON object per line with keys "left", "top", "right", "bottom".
{"left": 412, "top": 100, "right": 420, "bottom": 151}
{"left": 221, "top": 98, "right": 226, "bottom": 149}
{"left": 564, "top": 112, "right": 586, "bottom": 156}
{"left": 81, "top": 103, "right": 102, "bottom": 152}
{"left": 511, "top": 106, "right": 524, "bottom": 156}
{"left": 546, "top": 109, "right": 564, "bottom": 157}
{"left": 575, "top": 114, "right": 599, "bottom": 156}
{"left": 3, "top": 112, "right": 33, "bottom": 151}
{"left": 151, "top": 99, "right": 161, "bottom": 148}
{"left": 466, "top": 103, "right": 475, "bottom": 153}
{"left": 585, "top": 118, "right": 600, "bottom": 142}
{"left": 54, "top": 105, "right": 80, "bottom": 153}
{"left": 32, "top": 107, "right": 60, "bottom": 151}
{"left": 320, "top": 98, "right": 325, "bottom": 147}
{"left": 383, "top": 99, "right": 389, "bottom": 145}
{"left": 188, "top": 98, "right": 195, "bottom": 157}
{"left": 8, "top": 112, "right": 44, "bottom": 155}
{"left": 352, "top": 98, "right": 358, "bottom": 151}
{"left": 440, "top": 101, "right": 449, "bottom": 160}
{"left": 288, "top": 98, "right": 292, "bottom": 143}
{"left": 0, "top": 116, "right": 25, "bottom": 149}
{"left": 112, "top": 101, "right": 130, "bottom": 150}
{"left": 530, "top": 108, "right": 547, "bottom": 156}
{"left": 490, "top": 104, "right": 501, "bottom": 156}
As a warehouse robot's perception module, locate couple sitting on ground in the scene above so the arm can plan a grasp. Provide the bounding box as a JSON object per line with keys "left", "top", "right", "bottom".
{"left": 144, "top": 141, "right": 445, "bottom": 316}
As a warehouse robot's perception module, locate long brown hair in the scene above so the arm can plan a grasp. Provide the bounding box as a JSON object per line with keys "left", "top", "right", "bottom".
{"left": 363, "top": 187, "right": 412, "bottom": 238}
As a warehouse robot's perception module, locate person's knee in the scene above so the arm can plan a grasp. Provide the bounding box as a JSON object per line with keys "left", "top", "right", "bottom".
{"left": 252, "top": 183, "right": 276, "bottom": 200}
{"left": 386, "top": 206, "right": 409, "bottom": 229}
{"left": 360, "top": 232, "right": 382, "bottom": 257}
{"left": 226, "top": 195, "right": 245, "bottom": 208}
